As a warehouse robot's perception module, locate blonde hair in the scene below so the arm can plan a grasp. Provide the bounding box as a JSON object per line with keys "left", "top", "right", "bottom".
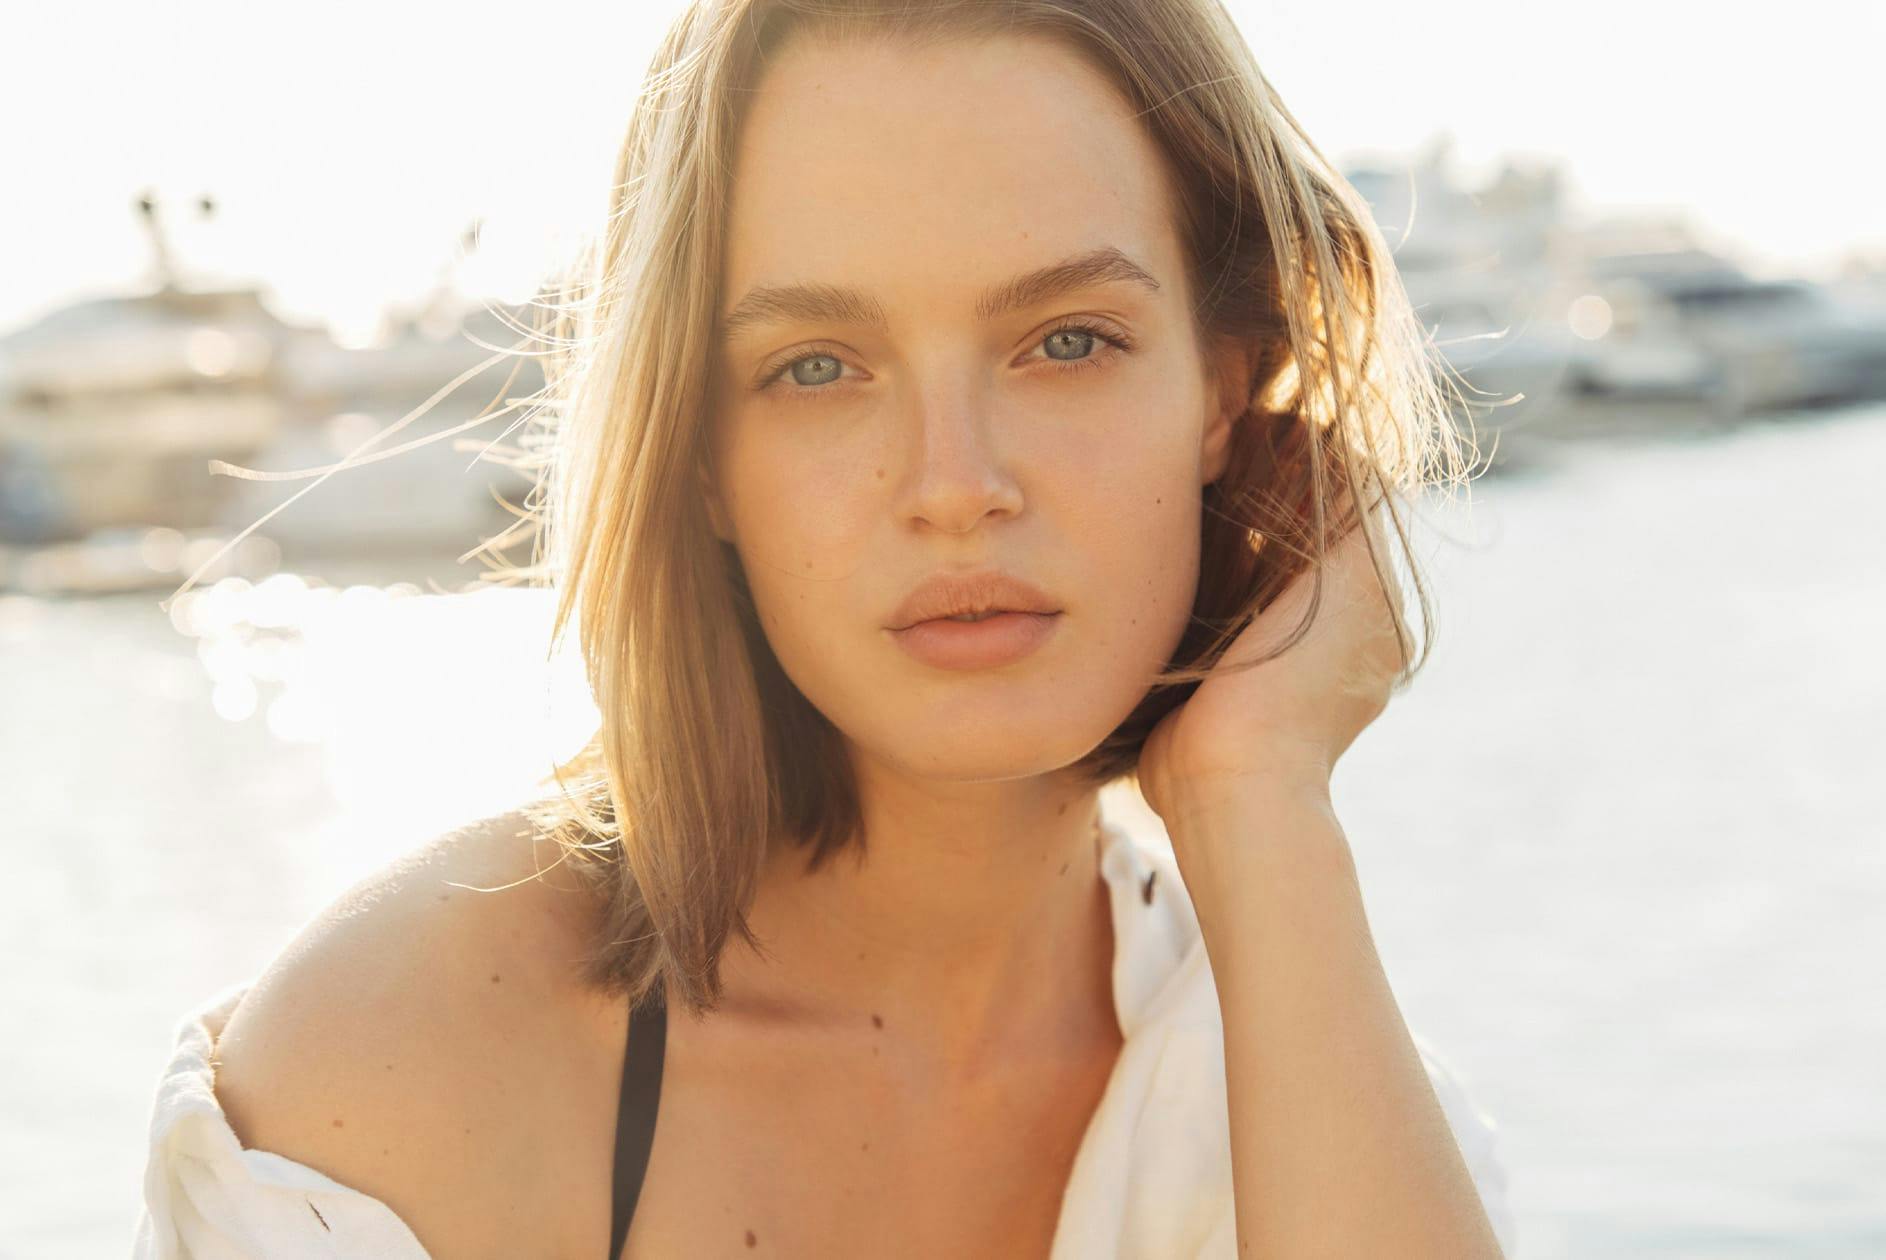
{"left": 481, "top": 0, "right": 1483, "bottom": 1017}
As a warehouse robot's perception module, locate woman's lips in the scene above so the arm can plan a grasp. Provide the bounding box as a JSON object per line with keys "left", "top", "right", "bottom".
{"left": 888, "top": 611, "right": 1061, "bottom": 671}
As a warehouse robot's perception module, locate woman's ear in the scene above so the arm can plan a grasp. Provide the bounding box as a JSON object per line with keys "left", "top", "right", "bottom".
{"left": 1201, "top": 334, "right": 1256, "bottom": 487}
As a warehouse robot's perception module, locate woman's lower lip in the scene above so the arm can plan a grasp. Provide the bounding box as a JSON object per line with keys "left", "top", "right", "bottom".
{"left": 888, "top": 612, "right": 1060, "bottom": 671}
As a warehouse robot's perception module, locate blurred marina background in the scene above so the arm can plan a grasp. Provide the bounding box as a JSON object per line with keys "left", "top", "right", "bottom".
{"left": 2, "top": 2, "right": 1882, "bottom": 1256}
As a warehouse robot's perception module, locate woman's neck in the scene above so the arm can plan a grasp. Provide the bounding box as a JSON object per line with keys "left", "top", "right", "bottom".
{"left": 713, "top": 780, "right": 1117, "bottom": 1077}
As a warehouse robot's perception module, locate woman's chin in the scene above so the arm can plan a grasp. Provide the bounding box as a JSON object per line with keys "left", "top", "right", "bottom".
{"left": 862, "top": 724, "right": 1111, "bottom": 784}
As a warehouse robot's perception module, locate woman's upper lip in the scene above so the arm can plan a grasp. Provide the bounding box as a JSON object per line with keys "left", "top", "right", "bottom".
{"left": 887, "top": 570, "right": 1062, "bottom": 631}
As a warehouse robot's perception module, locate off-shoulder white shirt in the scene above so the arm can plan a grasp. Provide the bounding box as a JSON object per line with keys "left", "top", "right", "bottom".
{"left": 134, "top": 814, "right": 1518, "bottom": 1258}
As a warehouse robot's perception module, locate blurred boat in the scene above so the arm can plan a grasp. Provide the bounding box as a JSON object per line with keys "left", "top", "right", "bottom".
{"left": 0, "top": 280, "right": 293, "bottom": 543}
{"left": 1346, "top": 137, "right": 1587, "bottom": 436}
{"left": 1559, "top": 248, "right": 1886, "bottom": 416}
{"left": 1344, "top": 142, "right": 1886, "bottom": 449}
{"left": 1403, "top": 272, "right": 1586, "bottom": 435}
{"left": 0, "top": 194, "right": 542, "bottom": 582}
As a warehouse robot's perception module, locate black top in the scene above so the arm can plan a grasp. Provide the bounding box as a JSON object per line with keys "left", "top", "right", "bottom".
{"left": 608, "top": 992, "right": 667, "bottom": 1260}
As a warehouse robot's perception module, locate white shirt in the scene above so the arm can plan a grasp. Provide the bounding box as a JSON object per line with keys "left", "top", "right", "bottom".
{"left": 134, "top": 814, "right": 1517, "bottom": 1258}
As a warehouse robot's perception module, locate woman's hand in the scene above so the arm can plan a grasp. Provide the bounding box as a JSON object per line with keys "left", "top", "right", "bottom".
{"left": 1134, "top": 513, "right": 1508, "bottom": 1259}
{"left": 1137, "top": 512, "right": 1412, "bottom": 827}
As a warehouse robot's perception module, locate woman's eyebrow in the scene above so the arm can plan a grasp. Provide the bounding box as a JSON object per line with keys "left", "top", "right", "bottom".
{"left": 717, "top": 245, "right": 1160, "bottom": 341}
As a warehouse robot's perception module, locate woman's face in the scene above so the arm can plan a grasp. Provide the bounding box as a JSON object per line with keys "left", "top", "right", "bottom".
{"left": 705, "top": 31, "right": 1241, "bottom": 784}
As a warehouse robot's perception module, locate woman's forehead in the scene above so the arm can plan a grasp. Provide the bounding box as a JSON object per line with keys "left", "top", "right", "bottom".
{"left": 719, "top": 32, "right": 1184, "bottom": 324}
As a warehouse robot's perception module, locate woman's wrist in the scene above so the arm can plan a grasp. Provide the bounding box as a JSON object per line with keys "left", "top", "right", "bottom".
{"left": 1161, "top": 772, "right": 1360, "bottom": 946}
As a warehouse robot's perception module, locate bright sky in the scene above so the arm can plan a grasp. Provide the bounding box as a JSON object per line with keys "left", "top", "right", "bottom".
{"left": 4, "top": 0, "right": 1879, "bottom": 337}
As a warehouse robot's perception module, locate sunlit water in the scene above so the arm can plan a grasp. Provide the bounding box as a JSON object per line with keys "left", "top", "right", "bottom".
{"left": 3, "top": 405, "right": 1883, "bottom": 1258}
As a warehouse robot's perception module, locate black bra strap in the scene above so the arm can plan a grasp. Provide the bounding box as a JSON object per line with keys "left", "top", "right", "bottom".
{"left": 609, "top": 992, "right": 667, "bottom": 1259}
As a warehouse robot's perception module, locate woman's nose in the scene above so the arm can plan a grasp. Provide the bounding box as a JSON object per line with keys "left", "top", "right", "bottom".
{"left": 897, "top": 385, "right": 1024, "bottom": 535}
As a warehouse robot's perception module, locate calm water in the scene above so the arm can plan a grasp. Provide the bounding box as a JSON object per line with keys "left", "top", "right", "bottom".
{"left": 4, "top": 404, "right": 1883, "bottom": 1258}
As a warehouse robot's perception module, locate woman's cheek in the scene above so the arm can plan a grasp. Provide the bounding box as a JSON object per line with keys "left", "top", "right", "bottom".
{"left": 729, "top": 444, "right": 877, "bottom": 578}
{"left": 1111, "top": 477, "right": 1208, "bottom": 660}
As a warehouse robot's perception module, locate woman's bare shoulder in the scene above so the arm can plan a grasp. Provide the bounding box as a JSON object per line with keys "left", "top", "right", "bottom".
{"left": 210, "top": 806, "right": 618, "bottom": 1257}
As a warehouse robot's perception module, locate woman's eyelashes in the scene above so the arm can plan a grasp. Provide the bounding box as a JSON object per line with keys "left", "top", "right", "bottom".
{"left": 754, "top": 319, "right": 1136, "bottom": 399}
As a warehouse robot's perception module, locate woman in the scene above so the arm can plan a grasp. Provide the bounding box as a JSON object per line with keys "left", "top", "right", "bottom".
{"left": 137, "top": 1, "right": 1514, "bottom": 1256}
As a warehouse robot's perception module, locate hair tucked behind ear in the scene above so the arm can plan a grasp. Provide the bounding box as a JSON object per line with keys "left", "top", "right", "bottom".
{"left": 469, "top": 0, "right": 1484, "bottom": 1017}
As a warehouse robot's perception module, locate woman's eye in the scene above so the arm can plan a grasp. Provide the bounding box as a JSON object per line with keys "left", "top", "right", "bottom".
{"left": 1033, "top": 322, "right": 1133, "bottom": 371}
{"left": 757, "top": 349, "right": 848, "bottom": 394}
{"left": 779, "top": 352, "right": 844, "bottom": 389}
{"left": 1043, "top": 329, "right": 1095, "bottom": 361}
{"left": 1024, "top": 321, "right": 1135, "bottom": 384}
